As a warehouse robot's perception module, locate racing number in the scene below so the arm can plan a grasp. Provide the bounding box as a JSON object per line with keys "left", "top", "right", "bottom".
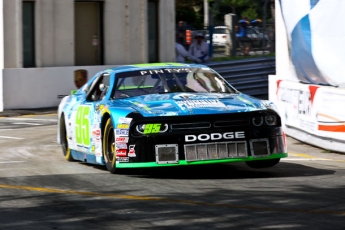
{"left": 144, "top": 124, "right": 161, "bottom": 134}
{"left": 75, "top": 106, "right": 91, "bottom": 146}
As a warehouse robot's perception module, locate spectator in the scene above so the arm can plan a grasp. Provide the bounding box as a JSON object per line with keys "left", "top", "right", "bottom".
{"left": 175, "top": 35, "right": 198, "bottom": 63}
{"left": 176, "top": 21, "right": 186, "bottom": 47}
{"left": 237, "top": 16, "right": 252, "bottom": 56}
{"left": 189, "top": 33, "right": 210, "bottom": 63}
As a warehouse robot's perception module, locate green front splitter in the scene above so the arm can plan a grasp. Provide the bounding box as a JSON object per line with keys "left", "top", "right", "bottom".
{"left": 116, "top": 153, "right": 288, "bottom": 168}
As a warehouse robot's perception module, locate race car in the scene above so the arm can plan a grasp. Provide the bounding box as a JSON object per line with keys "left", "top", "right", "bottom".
{"left": 57, "top": 63, "right": 287, "bottom": 174}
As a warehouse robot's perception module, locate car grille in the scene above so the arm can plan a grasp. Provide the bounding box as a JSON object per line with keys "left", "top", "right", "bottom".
{"left": 249, "top": 139, "right": 270, "bottom": 157}
{"left": 170, "top": 122, "right": 211, "bottom": 130}
{"left": 170, "top": 119, "right": 250, "bottom": 131}
{"left": 155, "top": 144, "right": 179, "bottom": 164}
{"left": 184, "top": 141, "right": 248, "bottom": 162}
{"left": 214, "top": 119, "right": 250, "bottom": 127}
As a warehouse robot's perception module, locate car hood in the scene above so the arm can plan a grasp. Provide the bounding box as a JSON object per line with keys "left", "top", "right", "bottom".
{"left": 117, "top": 93, "right": 268, "bottom": 117}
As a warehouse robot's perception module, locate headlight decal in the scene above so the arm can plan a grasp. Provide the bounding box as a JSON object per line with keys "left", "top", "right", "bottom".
{"left": 252, "top": 117, "right": 263, "bottom": 126}
{"left": 252, "top": 115, "right": 278, "bottom": 126}
{"left": 265, "top": 115, "right": 277, "bottom": 126}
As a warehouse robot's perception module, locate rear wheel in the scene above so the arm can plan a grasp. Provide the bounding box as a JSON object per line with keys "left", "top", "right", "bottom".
{"left": 245, "top": 158, "right": 280, "bottom": 169}
{"left": 60, "top": 116, "right": 74, "bottom": 161}
{"left": 103, "top": 118, "right": 117, "bottom": 174}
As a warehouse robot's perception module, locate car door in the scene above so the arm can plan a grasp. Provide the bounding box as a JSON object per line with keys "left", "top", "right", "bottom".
{"left": 69, "top": 72, "right": 111, "bottom": 158}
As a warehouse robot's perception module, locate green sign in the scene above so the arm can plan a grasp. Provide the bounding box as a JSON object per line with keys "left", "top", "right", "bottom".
{"left": 75, "top": 105, "right": 91, "bottom": 146}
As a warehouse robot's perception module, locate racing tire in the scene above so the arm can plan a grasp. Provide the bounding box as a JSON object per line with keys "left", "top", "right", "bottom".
{"left": 60, "top": 116, "right": 74, "bottom": 161}
{"left": 103, "top": 118, "right": 117, "bottom": 174}
{"left": 245, "top": 158, "right": 280, "bottom": 169}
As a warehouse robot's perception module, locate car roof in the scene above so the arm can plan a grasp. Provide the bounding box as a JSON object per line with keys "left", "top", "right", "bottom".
{"left": 103, "top": 63, "right": 209, "bottom": 74}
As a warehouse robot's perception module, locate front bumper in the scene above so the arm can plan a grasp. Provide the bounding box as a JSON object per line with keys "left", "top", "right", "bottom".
{"left": 116, "top": 153, "right": 288, "bottom": 168}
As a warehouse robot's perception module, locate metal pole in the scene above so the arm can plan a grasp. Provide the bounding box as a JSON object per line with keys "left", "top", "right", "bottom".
{"left": 204, "top": 0, "right": 209, "bottom": 27}
{"left": 262, "top": 0, "right": 268, "bottom": 56}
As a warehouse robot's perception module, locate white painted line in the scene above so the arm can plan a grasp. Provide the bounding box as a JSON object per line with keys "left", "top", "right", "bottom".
{"left": 0, "top": 136, "right": 24, "bottom": 140}
{"left": 0, "top": 129, "right": 14, "bottom": 131}
{"left": 12, "top": 122, "right": 41, "bottom": 125}
{"left": 3, "top": 117, "right": 57, "bottom": 122}
{"left": 0, "top": 161, "right": 25, "bottom": 164}
{"left": 283, "top": 158, "right": 331, "bottom": 161}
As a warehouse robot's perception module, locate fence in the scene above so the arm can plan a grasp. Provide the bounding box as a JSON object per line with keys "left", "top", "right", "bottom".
{"left": 177, "top": 24, "right": 275, "bottom": 58}
{"left": 208, "top": 56, "right": 276, "bottom": 100}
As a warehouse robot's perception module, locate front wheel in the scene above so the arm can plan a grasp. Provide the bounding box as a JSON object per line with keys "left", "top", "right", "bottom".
{"left": 59, "top": 116, "right": 74, "bottom": 161}
{"left": 245, "top": 158, "right": 280, "bottom": 169}
{"left": 103, "top": 118, "right": 117, "bottom": 174}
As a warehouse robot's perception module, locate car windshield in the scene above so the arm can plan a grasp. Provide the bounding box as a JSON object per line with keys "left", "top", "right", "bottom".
{"left": 113, "top": 67, "right": 237, "bottom": 99}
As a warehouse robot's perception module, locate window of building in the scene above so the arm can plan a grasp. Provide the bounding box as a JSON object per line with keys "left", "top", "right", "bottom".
{"left": 148, "top": 1, "right": 158, "bottom": 62}
{"left": 22, "top": 1, "right": 35, "bottom": 67}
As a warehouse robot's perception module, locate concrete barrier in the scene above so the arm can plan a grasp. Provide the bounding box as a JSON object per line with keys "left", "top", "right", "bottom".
{"left": 3, "top": 65, "right": 115, "bottom": 110}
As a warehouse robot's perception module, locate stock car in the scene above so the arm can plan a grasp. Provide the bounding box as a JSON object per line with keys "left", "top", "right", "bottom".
{"left": 57, "top": 63, "right": 287, "bottom": 174}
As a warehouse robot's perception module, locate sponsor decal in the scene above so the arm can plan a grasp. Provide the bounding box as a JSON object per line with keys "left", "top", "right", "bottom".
{"left": 116, "top": 149, "right": 127, "bottom": 157}
{"left": 173, "top": 93, "right": 208, "bottom": 100}
{"left": 92, "top": 111, "right": 101, "bottom": 123}
{"left": 118, "top": 117, "right": 132, "bottom": 124}
{"left": 132, "top": 102, "right": 151, "bottom": 111}
{"left": 115, "top": 142, "right": 127, "bottom": 149}
{"left": 95, "top": 151, "right": 102, "bottom": 157}
{"left": 115, "top": 137, "right": 129, "bottom": 142}
{"left": 176, "top": 99, "right": 226, "bottom": 110}
{"left": 91, "top": 145, "right": 95, "bottom": 153}
{"left": 128, "top": 145, "right": 136, "bottom": 157}
{"left": 116, "top": 157, "right": 129, "bottom": 162}
{"left": 185, "top": 132, "right": 245, "bottom": 142}
{"left": 117, "top": 124, "right": 129, "bottom": 129}
{"left": 139, "top": 68, "right": 192, "bottom": 76}
{"left": 115, "top": 129, "right": 129, "bottom": 136}
{"left": 159, "top": 112, "right": 178, "bottom": 116}
{"left": 92, "top": 129, "right": 101, "bottom": 136}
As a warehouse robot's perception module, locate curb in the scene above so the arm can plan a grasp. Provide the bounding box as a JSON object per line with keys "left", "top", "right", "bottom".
{"left": 0, "top": 107, "right": 58, "bottom": 117}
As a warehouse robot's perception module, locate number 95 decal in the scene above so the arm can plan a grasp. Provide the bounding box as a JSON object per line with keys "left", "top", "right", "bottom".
{"left": 136, "top": 123, "right": 169, "bottom": 134}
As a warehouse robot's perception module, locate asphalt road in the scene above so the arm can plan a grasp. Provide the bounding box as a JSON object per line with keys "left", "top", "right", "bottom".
{"left": 0, "top": 114, "right": 344, "bottom": 230}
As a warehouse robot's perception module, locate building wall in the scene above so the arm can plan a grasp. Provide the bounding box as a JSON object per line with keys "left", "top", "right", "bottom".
{"left": 159, "top": 0, "right": 175, "bottom": 62}
{"left": 1, "top": 0, "right": 175, "bottom": 110}
{"left": 103, "top": 0, "right": 148, "bottom": 65}
{"left": 4, "top": 0, "right": 175, "bottom": 68}
{"left": 4, "top": 0, "right": 21, "bottom": 68}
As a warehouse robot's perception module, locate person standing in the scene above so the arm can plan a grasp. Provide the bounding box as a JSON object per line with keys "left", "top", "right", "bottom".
{"left": 175, "top": 36, "right": 199, "bottom": 63}
{"left": 237, "top": 16, "right": 252, "bottom": 56}
{"left": 175, "top": 42, "right": 190, "bottom": 63}
{"left": 176, "top": 21, "right": 186, "bottom": 47}
{"left": 188, "top": 33, "right": 210, "bottom": 63}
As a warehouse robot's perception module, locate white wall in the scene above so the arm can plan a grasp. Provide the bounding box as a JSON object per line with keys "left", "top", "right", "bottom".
{"left": 3, "top": 65, "right": 116, "bottom": 109}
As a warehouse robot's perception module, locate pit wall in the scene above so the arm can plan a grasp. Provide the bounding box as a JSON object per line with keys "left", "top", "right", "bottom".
{"left": 3, "top": 66, "right": 115, "bottom": 110}
{"left": 270, "top": 0, "right": 345, "bottom": 152}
